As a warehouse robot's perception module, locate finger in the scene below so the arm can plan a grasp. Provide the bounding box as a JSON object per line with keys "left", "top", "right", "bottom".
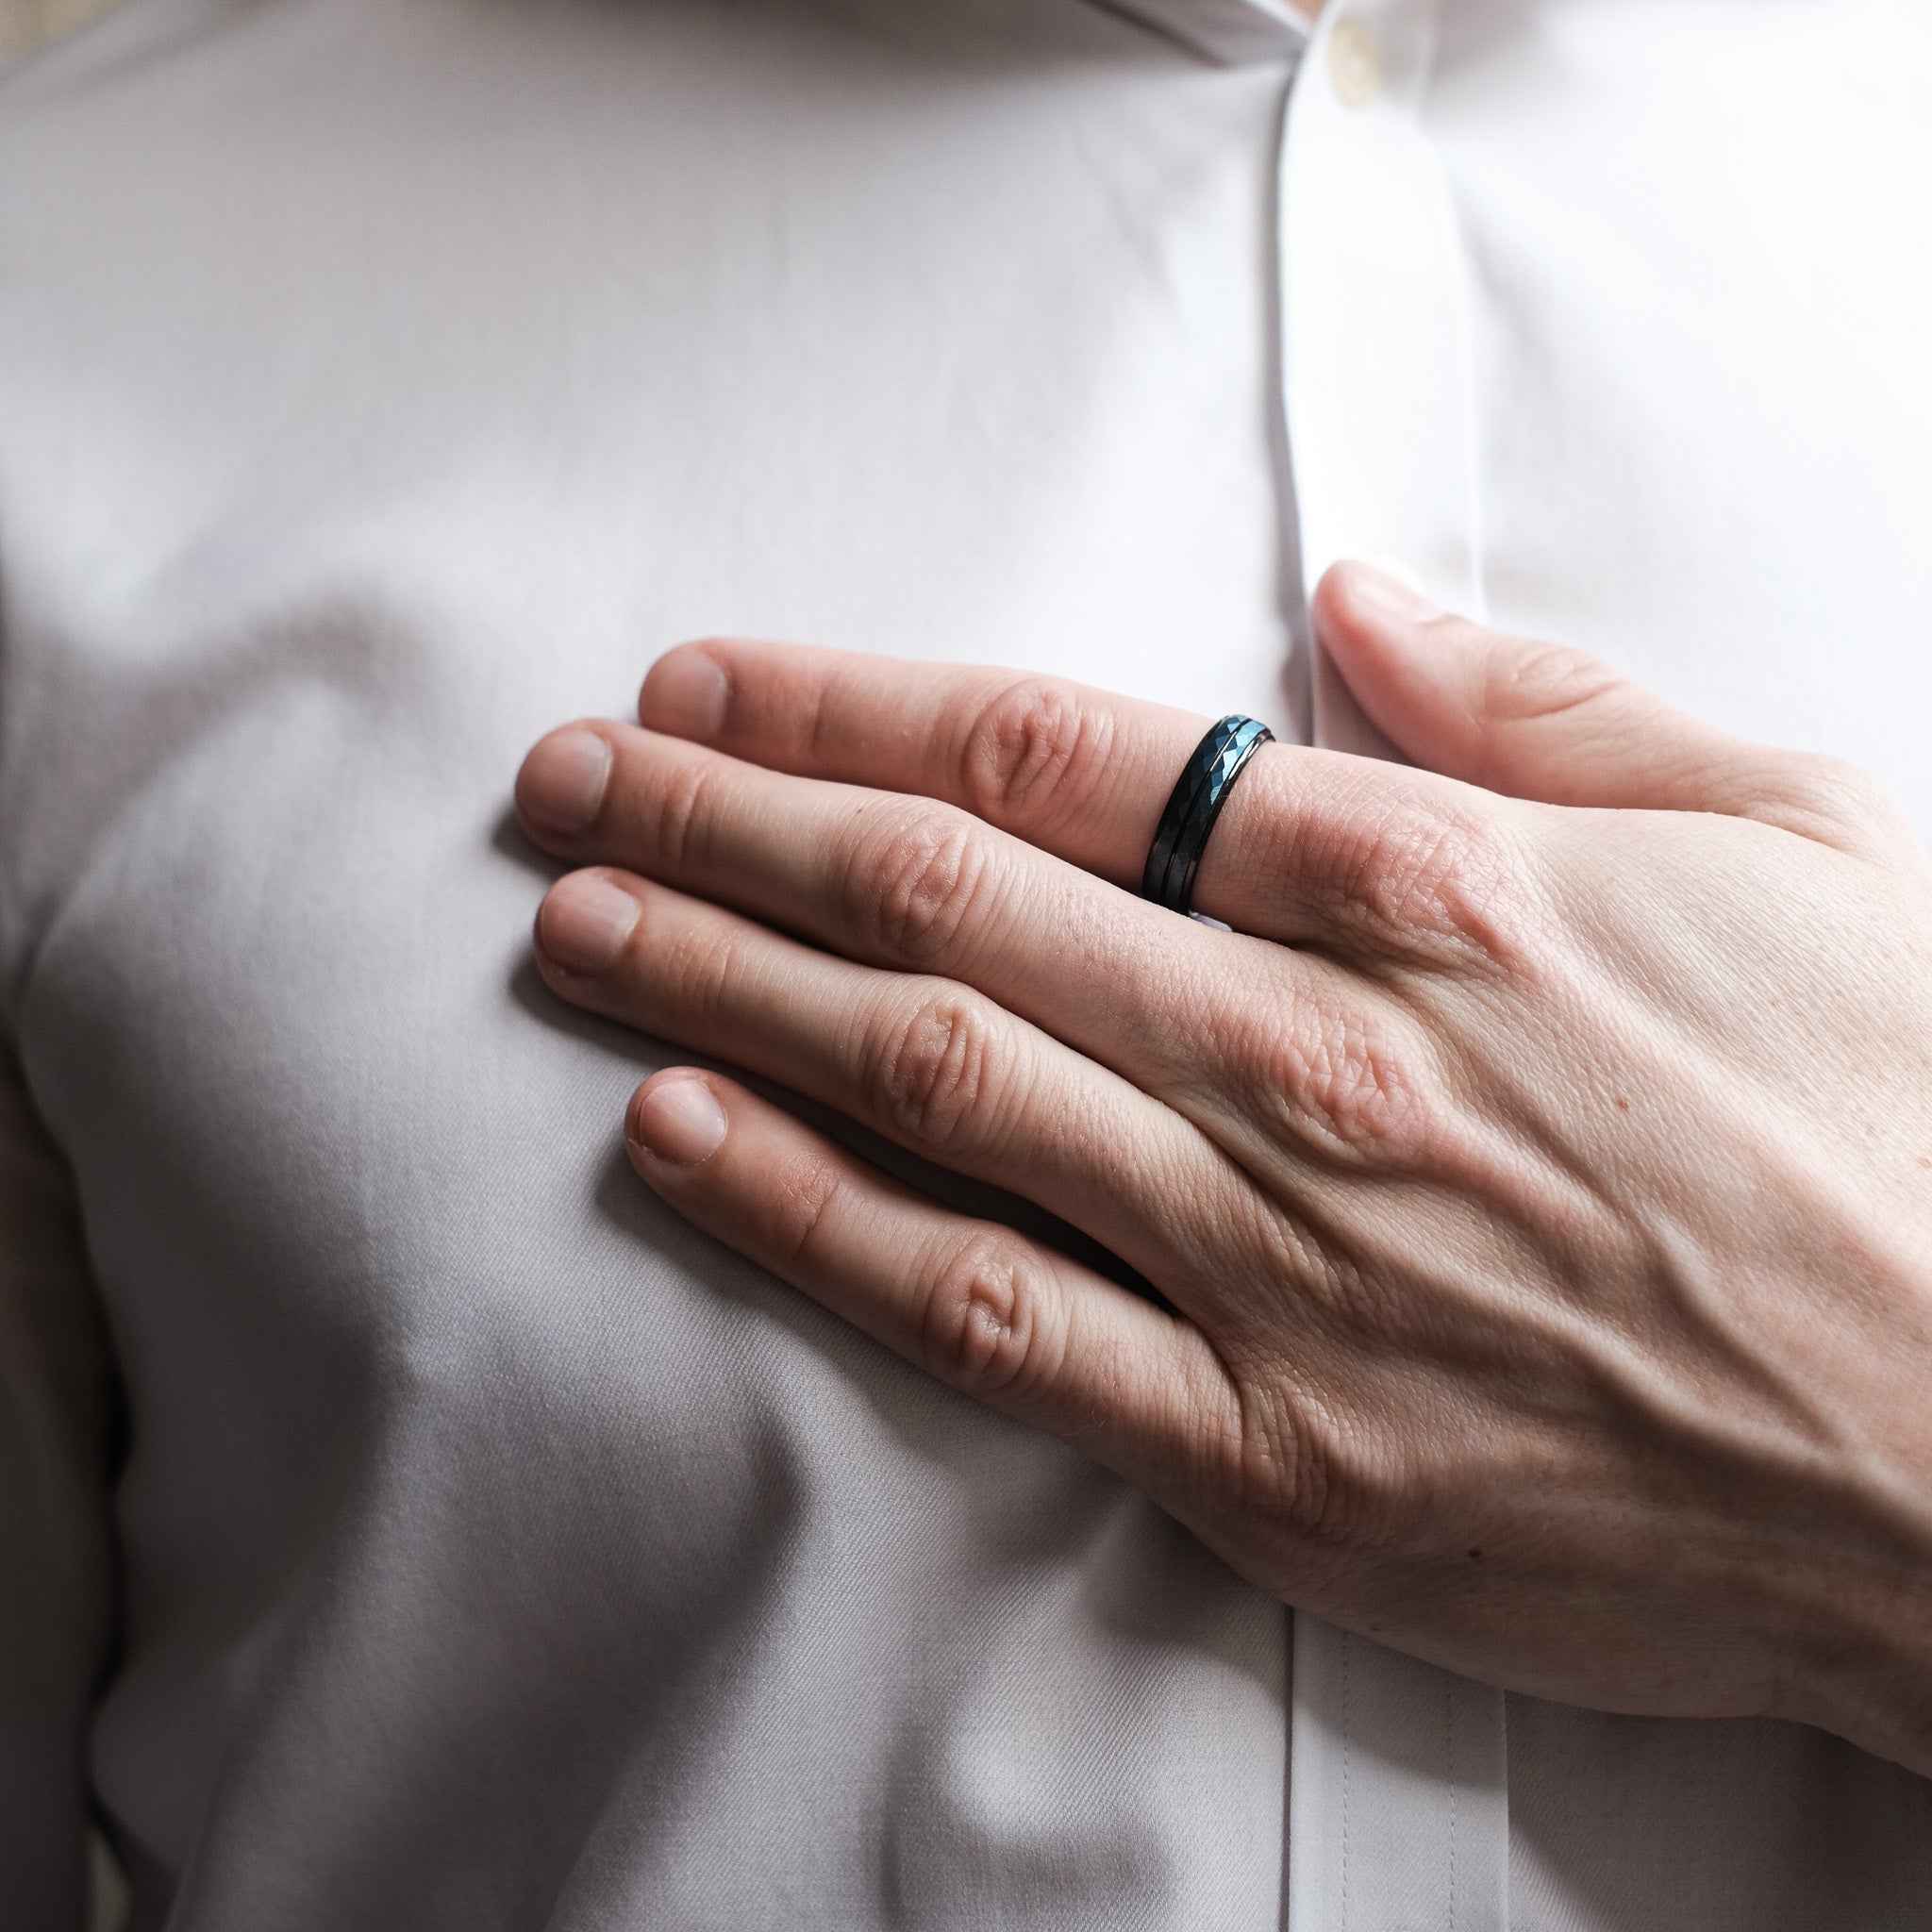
{"left": 624, "top": 1066, "right": 1243, "bottom": 1492}
{"left": 628, "top": 637, "right": 1501, "bottom": 947}
{"left": 532, "top": 865, "right": 1265, "bottom": 1307}
{"left": 639, "top": 638, "right": 1211, "bottom": 889}
{"left": 518, "top": 717, "right": 1343, "bottom": 1107}
{"left": 521, "top": 725, "right": 1468, "bottom": 1161}
{"left": 1312, "top": 561, "right": 1914, "bottom": 856}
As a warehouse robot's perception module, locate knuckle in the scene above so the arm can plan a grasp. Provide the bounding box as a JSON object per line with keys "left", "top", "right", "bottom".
{"left": 1220, "top": 1365, "right": 1411, "bottom": 1556}
{"left": 1480, "top": 634, "right": 1620, "bottom": 726}
{"left": 648, "top": 755, "right": 719, "bottom": 867}
{"left": 1279, "top": 1398, "right": 1411, "bottom": 1551}
{"left": 1208, "top": 1369, "right": 1311, "bottom": 1518}
{"left": 655, "top": 918, "right": 741, "bottom": 1023}
{"left": 762, "top": 1154, "right": 845, "bottom": 1273}
{"left": 1240, "top": 999, "right": 1438, "bottom": 1167}
{"left": 1343, "top": 805, "right": 1533, "bottom": 962}
{"left": 958, "top": 675, "right": 1111, "bottom": 833}
{"left": 861, "top": 986, "right": 1008, "bottom": 1153}
{"left": 916, "top": 1236, "right": 1060, "bottom": 1397}
{"left": 1237, "top": 1386, "right": 1340, "bottom": 1543}
{"left": 849, "top": 803, "right": 995, "bottom": 964}
{"left": 1768, "top": 752, "right": 1910, "bottom": 847}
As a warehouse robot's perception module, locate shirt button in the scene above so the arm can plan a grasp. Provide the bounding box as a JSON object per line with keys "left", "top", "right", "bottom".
{"left": 1327, "top": 19, "right": 1383, "bottom": 108}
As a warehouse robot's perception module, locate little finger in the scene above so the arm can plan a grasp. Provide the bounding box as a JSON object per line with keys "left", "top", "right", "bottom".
{"left": 625, "top": 1067, "right": 1246, "bottom": 1492}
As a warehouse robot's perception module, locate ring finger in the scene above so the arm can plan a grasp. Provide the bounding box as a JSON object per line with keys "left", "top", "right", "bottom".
{"left": 516, "top": 721, "right": 1374, "bottom": 1125}
{"left": 622, "top": 1066, "right": 1245, "bottom": 1510}
{"left": 634, "top": 637, "right": 1504, "bottom": 956}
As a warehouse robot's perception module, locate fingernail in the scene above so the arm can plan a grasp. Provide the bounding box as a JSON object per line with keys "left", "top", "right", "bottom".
{"left": 641, "top": 647, "right": 728, "bottom": 741}
{"left": 519, "top": 727, "right": 613, "bottom": 834}
{"left": 538, "top": 873, "right": 640, "bottom": 972}
{"left": 1349, "top": 563, "right": 1444, "bottom": 625}
{"left": 629, "top": 1075, "right": 727, "bottom": 1165}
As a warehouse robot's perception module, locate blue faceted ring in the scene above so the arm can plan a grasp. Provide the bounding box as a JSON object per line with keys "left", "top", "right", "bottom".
{"left": 1141, "top": 715, "right": 1274, "bottom": 916}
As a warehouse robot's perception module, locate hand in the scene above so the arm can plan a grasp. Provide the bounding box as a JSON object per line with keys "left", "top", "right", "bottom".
{"left": 514, "top": 563, "right": 1932, "bottom": 1772}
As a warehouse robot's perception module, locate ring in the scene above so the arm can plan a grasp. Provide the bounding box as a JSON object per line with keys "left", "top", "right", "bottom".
{"left": 1141, "top": 715, "right": 1274, "bottom": 917}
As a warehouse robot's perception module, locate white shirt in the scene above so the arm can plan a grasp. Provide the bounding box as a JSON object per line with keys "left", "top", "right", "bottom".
{"left": 2, "top": 0, "right": 1928, "bottom": 1926}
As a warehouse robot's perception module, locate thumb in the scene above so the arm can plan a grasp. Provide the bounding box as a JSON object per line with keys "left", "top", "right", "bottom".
{"left": 1311, "top": 561, "right": 1901, "bottom": 849}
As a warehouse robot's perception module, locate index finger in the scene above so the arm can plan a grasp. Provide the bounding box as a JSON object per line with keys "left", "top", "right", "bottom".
{"left": 638, "top": 638, "right": 1501, "bottom": 954}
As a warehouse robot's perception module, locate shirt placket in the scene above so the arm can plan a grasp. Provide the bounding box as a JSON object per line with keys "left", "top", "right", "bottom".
{"left": 1278, "top": 2, "right": 1509, "bottom": 1927}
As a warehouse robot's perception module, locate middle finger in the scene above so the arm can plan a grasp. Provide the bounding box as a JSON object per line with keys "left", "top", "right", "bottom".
{"left": 517, "top": 720, "right": 1355, "bottom": 1114}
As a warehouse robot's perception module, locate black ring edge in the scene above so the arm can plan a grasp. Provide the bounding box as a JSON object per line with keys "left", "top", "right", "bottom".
{"left": 1141, "top": 714, "right": 1274, "bottom": 916}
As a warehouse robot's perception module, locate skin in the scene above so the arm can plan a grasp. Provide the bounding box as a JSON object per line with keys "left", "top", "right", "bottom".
{"left": 513, "top": 560, "right": 1932, "bottom": 1773}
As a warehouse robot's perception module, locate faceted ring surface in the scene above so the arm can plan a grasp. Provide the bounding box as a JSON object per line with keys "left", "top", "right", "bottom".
{"left": 1140, "top": 714, "right": 1274, "bottom": 917}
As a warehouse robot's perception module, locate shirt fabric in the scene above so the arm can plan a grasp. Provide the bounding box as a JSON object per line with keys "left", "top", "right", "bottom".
{"left": 1, "top": 0, "right": 1930, "bottom": 1926}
